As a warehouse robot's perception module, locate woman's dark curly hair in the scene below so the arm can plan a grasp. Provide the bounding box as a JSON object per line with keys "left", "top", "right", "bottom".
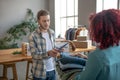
{"left": 89, "top": 9, "right": 120, "bottom": 49}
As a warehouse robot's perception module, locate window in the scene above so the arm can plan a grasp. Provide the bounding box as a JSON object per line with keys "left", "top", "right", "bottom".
{"left": 96, "top": 0, "right": 118, "bottom": 13}
{"left": 55, "top": 0, "right": 78, "bottom": 38}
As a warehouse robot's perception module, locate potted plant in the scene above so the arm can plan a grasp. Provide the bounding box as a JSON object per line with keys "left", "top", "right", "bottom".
{"left": 0, "top": 8, "right": 37, "bottom": 49}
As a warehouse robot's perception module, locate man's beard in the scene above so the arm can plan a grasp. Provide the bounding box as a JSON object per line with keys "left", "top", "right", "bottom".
{"left": 39, "top": 24, "right": 49, "bottom": 31}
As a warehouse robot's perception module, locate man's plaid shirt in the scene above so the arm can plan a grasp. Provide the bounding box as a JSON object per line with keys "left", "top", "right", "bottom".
{"left": 28, "top": 27, "right": 55, "bottom": 78}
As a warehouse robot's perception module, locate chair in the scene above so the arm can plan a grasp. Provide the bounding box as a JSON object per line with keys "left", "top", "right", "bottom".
{"left": 2, "top": 62, "right": 18, "bottom": 80}
{"left": 26, "top": 60, "right": 33, "bottom": 80}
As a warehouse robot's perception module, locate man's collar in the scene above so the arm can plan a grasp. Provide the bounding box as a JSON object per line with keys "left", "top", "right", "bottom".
{"left": 36, "top": 27, "right": 50, "bottom": 34}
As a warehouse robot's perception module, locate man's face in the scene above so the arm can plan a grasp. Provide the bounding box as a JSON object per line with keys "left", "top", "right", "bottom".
{"left": 38, "top": 15, "right": 50, "bottom": 30}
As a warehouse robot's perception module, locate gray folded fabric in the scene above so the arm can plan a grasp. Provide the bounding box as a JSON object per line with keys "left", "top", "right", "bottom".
{"left": 58, "top": 61, "right": 84, "bottom": 70}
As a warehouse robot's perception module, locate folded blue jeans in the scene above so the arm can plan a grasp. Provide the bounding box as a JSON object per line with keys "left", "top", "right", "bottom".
{"left": 58, "top": 52, "right": 87, "bottom": 66}
{"left": 58, "top": 61, "right": 84, "bottom": 70}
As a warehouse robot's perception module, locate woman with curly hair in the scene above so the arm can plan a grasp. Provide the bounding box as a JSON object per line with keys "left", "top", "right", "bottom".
{"left": 74, "top": 9, "right": 120, "bottom": 80}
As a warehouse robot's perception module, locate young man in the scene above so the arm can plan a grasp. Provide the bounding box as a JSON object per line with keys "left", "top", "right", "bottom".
{"left": 29, "top": 9, "right": 58, "bottom": 80}
{"left": 29, "top": 9, "right": 88, "bottom": 80}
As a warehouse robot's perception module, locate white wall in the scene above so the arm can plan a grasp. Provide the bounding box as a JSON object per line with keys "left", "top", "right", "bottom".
{"left": 78, "top": 0, "right": 96, "bottom": 27}
{"left": 48, "top": 0, "right": 55, "bottom": 30}
{"left": 0, "top": 0, "right": 48, "bottom": 38}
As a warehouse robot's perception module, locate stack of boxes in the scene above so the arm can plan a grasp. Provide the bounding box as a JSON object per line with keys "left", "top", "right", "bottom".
{"left": 72, "top": 36, "right": 92, "bottom": 48}
{"left": 72, "top": 27, "right": 92, "bottom": 48}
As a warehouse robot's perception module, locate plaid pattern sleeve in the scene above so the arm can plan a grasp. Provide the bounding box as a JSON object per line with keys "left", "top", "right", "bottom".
{"left": 29, "top": 33, "right": 49, "bottom": 60}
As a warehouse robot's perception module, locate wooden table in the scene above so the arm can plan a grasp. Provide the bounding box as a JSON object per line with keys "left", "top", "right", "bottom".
{"left": 0, "top": 46, "right": 96, "bottom": 64}
{"left": 0, "top": 48, "right": 32, "bottom": 80}
{"left": 73, "top": 46, "right": 96, "bottom": 53}
{"left": 0, "top": 47, "right": 96, "bottom": 79}
{"left": 0, "top": 48, "right": 32, "bottom": 64}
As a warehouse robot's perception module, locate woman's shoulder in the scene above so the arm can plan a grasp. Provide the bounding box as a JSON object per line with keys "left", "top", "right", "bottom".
{"left": 88, "top": 48, "right": 106, "bottom": 63}
{"left": 89, "top": 46, "right": 120, "bottom": 62}
{"left": 89, "top": 48, "right": 102, "bottom": 56}
{"left": 90, "top": 46, "right": 118, "bottom": 55}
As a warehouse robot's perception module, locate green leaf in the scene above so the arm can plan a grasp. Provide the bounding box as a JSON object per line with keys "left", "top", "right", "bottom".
{"left": 12, "top": 51, "right": 22, "bottom": 55}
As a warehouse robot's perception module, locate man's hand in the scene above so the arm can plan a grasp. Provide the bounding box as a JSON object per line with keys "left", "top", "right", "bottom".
{"left": 47, "top": 49, "right": 60, "bottom": 57}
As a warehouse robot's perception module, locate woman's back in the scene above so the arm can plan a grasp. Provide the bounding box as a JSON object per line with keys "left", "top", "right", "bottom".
{"left": 94, "top": 46, "right": 120, "bottom": 80}
{"left": 77, "top": 45, "right": 120, "bottom": 80}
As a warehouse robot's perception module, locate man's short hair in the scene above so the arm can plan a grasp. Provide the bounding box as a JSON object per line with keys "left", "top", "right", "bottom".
{"left": 37, "top": 9, "right": 49, "bottom": 20}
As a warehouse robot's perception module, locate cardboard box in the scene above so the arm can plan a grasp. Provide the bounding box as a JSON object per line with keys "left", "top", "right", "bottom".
{"left": 72, "top": 40, "right": 92, "bottom": 48}
{"left": 77, "top": 36, "right": 87, "bottom": 41}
